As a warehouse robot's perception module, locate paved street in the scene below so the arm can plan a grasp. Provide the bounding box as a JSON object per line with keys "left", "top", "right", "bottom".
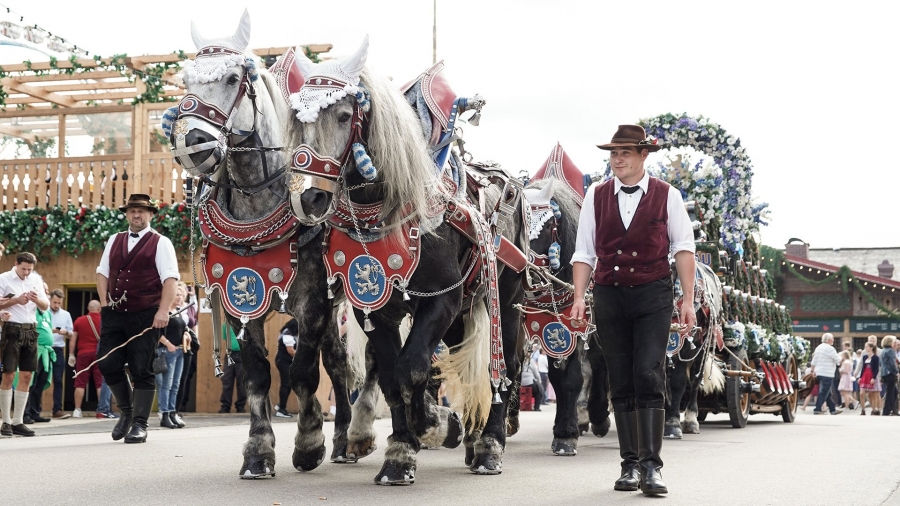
{"left": 3, "top": 406, "right": 893, "bottom": 506}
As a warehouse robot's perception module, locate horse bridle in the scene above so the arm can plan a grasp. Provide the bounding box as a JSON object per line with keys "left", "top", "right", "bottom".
{"left": 528, "top": 202, "right": 560, "bottom": 269}
{"left": 170, "top": 48, "right": 286, "bottom": 196}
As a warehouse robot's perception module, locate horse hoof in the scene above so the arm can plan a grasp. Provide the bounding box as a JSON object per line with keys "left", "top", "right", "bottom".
{"left": 292, "top": 444, "right": 326, "bottom": 472}
{"left": 507, "top": 418, "right": 521, "bottom": 437}
{"left": 551, "top": 438, "right": 578, "bottom": 456}
{"left": 331, "top": 443, "right": 359, "bottom": 464}
{"left": 239, "top": 455, "right": 276, "bottom": 479}
{"left": 374, "top": 461, "right": 416, "bottom": 485}
{"left": 663, "top": 420, "right": 683, "bottom": 440}
{"left": 578, "top": 423, "right": 590, "bottom": 436}
{"left": 442, "top": 411, "right": 463, "bottom": 449}
{"left": 464, "top": 446, "right": 475, "bottom": 467}
{"left": 592, "top": 418, "right": 611, "bottom": 438}
{"left": 681, "top": 420, "right": 700, "bottom": 434}
{"left": 347, "top": 437, "right": 377, "bottom": 460}
{"left": 469, "top": 453, "right": 503, "bottom": 475}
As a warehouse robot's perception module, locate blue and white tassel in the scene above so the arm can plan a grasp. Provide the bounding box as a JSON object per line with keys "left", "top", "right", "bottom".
{"left": 161, "top": 106, "right": 179, "bottom": 138}
{"left": 356, "top": 86, "right": 371, "bottom": 113}
{"left": 244, "top": 57, "right": 259, "bottom": 82}
{"left": 353, "top": 143, "right": 378, "bottom": 181}
{"left": 548, "top": 241, "right": 561, "bottom": 270}
{"left": 549, "top": 200, "right": 561, "bottom": 220}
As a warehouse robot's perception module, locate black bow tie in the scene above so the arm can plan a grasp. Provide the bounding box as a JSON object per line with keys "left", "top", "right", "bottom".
{"left": 620, "top": 185, "right": 641, "bottom": 195}
{"left": 129, "top": 233, "right": 140, "bottom": 238}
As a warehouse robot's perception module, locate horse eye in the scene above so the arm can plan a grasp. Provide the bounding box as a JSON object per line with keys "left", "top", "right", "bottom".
{"left": 227, "top": 75, "right": 239, "bottom": 85}
{"left": 337, "top": 111, "right": 352, "bottom": 124}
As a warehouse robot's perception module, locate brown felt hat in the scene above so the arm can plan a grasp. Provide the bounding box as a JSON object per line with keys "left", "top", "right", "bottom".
{"left": 597, "top": 124, "right": 661, "bottom": 152}
{"left": 119, "top": 193, "right": 159, "bottom": 213}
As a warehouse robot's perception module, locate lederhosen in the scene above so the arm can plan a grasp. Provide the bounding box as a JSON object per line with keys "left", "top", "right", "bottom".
{"left": 592, "top": 177, "right": 674, "bottom": 412}
{"left": 97, "top": 231, "right": 164, "bottom": 391}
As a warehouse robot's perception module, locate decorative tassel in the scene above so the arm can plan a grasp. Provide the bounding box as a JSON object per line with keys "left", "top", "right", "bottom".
{"left": 235, "top": 327, "right": 245, "bottom": 341}
{"left": 549, "top": 200, "right": 561, "bottom": 219}
{"left": 548, "top": 242, "right": 561, "bottom": 270}
{"left": 352, "top": 143, "right": 378, "bottom": 181}
{"left": 244, "top": 57, "right": 259, "bottom": 82}
{"left": 161, "top": 105, "right": 179, "bottom": 138}
{"left": 356, "top": 87, "right": 371, "bottom": 113}
{"left": 235, "top": 315, "right": 249, "bottom": 341}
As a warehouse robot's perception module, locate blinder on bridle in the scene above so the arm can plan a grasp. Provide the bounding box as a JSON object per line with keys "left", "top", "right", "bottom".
{"left": 169, "top": 46, "right": 285, "bottom": 196}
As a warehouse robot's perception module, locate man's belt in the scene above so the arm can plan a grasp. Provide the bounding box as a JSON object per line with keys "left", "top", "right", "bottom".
{"left": 3, "top": 322, "right": 36, "bottom": 330}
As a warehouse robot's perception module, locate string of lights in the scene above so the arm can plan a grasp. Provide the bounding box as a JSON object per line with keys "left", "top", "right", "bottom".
{"left": 0, "top": 3, "right": 91, "bottom": 57}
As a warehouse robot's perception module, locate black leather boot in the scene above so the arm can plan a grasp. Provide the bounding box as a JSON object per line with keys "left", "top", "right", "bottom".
{"left": 637, "top": 408, "right": 668, "bottom": 495}
{"left": 613, "top": 411, "right": 640, "bottom": 491}
{"left": 160, "top": 412, "right": 178, "bottom": 429}
{"left": 125, "top": 389, "right": 155, "bottom": 444}
{"left": 108, "top": 382, "right": 133, "bottom": 441}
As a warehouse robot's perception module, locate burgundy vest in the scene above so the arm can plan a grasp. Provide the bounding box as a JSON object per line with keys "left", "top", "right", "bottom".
{"left": 593, "top": 177, "right": 672, "bottom": 286}
{"left": 107, "top": 231, "right": 163, "bottom": 312}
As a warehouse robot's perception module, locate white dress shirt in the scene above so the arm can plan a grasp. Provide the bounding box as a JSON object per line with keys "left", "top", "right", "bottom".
{"left": 0, "top": 268, "right": 48, "bottom": 324}
{"left": 96, "top": 226, "right": 180, "bottom": 284}
{"left": 50, "top": 307, "right": 74, "bottom": 347}
{"left": 571, "top": 172, "right": 696, "bottom": 268}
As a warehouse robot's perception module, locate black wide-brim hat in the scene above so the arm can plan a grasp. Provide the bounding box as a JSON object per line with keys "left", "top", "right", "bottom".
{"left": 119, "top": 193, "right": 159, "bottom": 213}
{"left": 597, "top": 124, "right": 661, "bottom": 152}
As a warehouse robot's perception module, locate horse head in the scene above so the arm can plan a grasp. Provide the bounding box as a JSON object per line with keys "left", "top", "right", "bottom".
{"left": 285, "top": 35, "right": 440, "bottom": 227}
{"left": 167, "top": 9, "right": 290, "bottom": 215}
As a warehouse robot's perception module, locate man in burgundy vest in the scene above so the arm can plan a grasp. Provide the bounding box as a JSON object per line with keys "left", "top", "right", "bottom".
{"left": 96, "top": 194, "right": 180, "bottom": 444}
{"left": 570, "top": 125, "right": 696, "bottom": 496}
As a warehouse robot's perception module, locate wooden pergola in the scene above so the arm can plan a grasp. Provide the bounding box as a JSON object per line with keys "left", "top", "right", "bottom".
{"left": 0, "top": 45, "right": 331, "bottom": 211}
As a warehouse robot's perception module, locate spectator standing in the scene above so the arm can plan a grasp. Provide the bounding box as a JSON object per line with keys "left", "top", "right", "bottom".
{"left": 47, "top": 289, "right": 73, "bottom": 419}
{"left": 69, "top": 301, "right": 103, "bottom": 418}
{"left": 859, "top": 342, "right": 881, "bottom": 416}
{"left": 218, "top": 323, "right": 246, "bottom": 413}
{"left": 96, "top": 194, "right": 180, "bottom": 444}
{"left": 0, "top": 252, "right": 49, "bottom": 437}
{"left": 879, "top": 335, "right": 898, "bottom": 416}
{"left": 274, "top": 319, "right": 297, "bottom": 418}
{"left": 155, "top": 284, "right": 187, "bottom": 429}
{"left": 837, "top": 351, "right": 855, "bottom": 410}
{"left": 521, "top": 357, "right": 544, "bottom": 411}
{"left": 809, "top": 333, "right": 843, "bottom": 415}
{"left": 24, "top": 282, "right": 55, "bottom": 424}
{"left": 174, "top": 282, "right": 198, "bottom": 426}
{"left": 537, "top": 348, "right": 550, "bottom": 404}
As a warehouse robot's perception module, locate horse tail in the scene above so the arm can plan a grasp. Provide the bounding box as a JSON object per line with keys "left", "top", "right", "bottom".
{"left": 344, "top": 306, "right": 369, "bottom": 390}
{"left": 435, "top": 299, "right": 492, "bottom": 431}
{"left": 700, "top": 353, "right": 725, "bottom": 395}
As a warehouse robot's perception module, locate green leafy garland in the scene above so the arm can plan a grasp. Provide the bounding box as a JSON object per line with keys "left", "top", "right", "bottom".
{"left": 0, "top": 51, "right": 185, "bottom": 107}
{"left": 761, "top": 245, "right": 900, "bottom": 320}
{"left": 0, "top": 202, "right": 199, "bottom": 260}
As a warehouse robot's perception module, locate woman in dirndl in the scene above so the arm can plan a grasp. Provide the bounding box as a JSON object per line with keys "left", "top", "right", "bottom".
{"left": 859, "top": 342, "right": 881, "bottom": 416}
{"left": 837, "top": 351, "right": 856, "bottom": 410}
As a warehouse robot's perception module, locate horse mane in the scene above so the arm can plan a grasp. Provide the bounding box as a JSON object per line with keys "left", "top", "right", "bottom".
{"left": 361, "top": 68, "right": 447, "bottom": 225}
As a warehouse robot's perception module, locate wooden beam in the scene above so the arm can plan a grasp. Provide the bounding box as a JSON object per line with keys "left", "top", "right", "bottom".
{"left": 35, "top": 80, "right": 136, "bottom": 93}
{"left": 15, "top": 71, "right": 126, "bottom": 83}
{"left": 1, "top": 78, "right": 77, "bottom": 107}
{"left": 0, "top": 124, "right": 37, "bottom": 142}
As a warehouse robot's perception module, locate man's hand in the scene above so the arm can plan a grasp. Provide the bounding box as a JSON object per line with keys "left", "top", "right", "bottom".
{"left": 153, "top": 309, "right": 169, "bottom": 329}
{"left": 68, "top": 355, "right": 76, "bottom": 368}
{"left": 569, "top": 298, "right": 587, "bottom": 327}
{"left": 0, "top": 311, "right": 10, "bottom": 322}
{"left": 679, "top": 297, "right": 696, "bottom": 336}
{"left": 15, "top": 293, "right": 29, "bottom": 305}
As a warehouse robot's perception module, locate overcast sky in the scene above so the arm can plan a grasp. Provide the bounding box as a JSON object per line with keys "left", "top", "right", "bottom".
{"left": 5, "top": 1, "right": 899, "bottom": 250}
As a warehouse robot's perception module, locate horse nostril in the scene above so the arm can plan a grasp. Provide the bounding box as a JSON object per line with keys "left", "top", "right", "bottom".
{"left": 301, "top": 189, "right": 329, "bottom": 212}
{"left": 185, "top": 130, "right": 215, "bottom": 147}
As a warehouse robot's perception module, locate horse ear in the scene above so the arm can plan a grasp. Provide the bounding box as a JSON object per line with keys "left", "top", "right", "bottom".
{"left": 537, "top": 178, "right": 555, "bottom": 202}
{"left": 190, "top": 21, "right": 206, "bottom": 50}
{"left": 231, "top": 8, "right": 251, "bottom": 52}
{"left": 340, "top": 34, "right": 369, "bottom": 80}
{"left": 293, "top": 46, "right": 317, "bottom": 78}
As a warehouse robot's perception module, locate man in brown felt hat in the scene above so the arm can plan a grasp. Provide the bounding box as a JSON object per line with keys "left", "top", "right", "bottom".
{"left": 96, "top": 193, "right": 180, "bottom": 444}
{"left": 569, "top": 125, "right": 696, "bottom": 495}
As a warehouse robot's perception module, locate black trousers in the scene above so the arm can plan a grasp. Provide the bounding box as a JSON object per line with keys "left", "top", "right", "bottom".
{"left": 276, "top": 356, "right": 292, "bottom": 410}
{"left": 98, "top": 307, "right": 161, "bottom": 391}
{"left": 27, "top": 355, "right": 51, "bottom": 418}
{"left": 883, "top": 374, "right": 898, "bottom": 415}
{"left": 593, "top": 277, "right": 673, "bottom": 412}
{"left": 51, "top": 346, "right": 65, "bottom": 413}
{"left": 219, "top": 351, "right": 246, "bottom": 411}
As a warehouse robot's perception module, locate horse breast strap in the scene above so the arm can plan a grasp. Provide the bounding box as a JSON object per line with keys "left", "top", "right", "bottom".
{"left": 323, "top": 223, "right": 422, "bottom": 313}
